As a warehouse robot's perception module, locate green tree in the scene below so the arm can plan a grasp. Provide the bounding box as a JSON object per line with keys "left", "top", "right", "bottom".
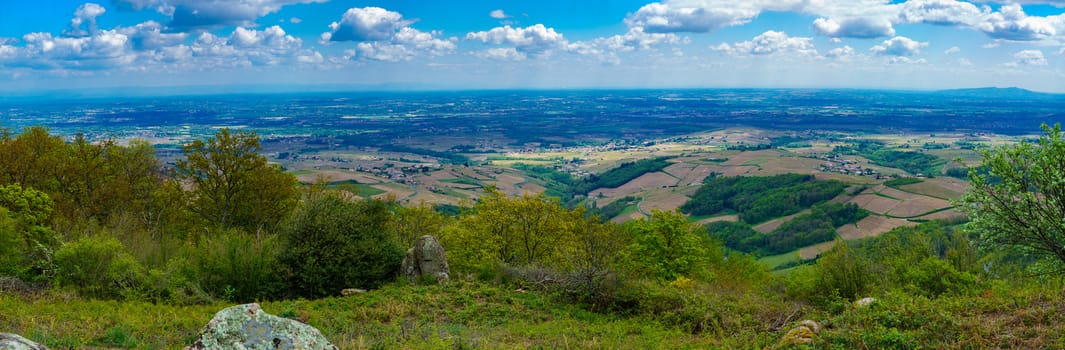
{"left": 961, "top": 124, "right": 1065, "bottom": 269}
{"left": 443, "top": 186, "right": 583, "bottom": 271}
{"left": 176, "top": 129, "right": 298, "bottom": 233}
{"left": 279, "top": 192, "right": 403, "bottom": 298}
{"left": 621, "top": 210, "right": 720, "bottom": 281}
{"left": 389, "top": 201, "right": 447, "bottom": 248}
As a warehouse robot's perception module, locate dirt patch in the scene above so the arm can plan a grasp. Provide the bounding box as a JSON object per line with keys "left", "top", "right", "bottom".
{"left": 836, "top": 215, "right": 918, "bottom": 241}
{"left": 589, "top": 172, "right": 678, "bottom": 198}
{"left": 799, "top": 241, "right": 838, "bottom": 260}
{"left": 753, "top": 209, "right": 810, "bottom": 233}
{"left": 915, "top": 208, "right": 966, "bottom": 221}
{"left": 849, "top": 194, "right": 902, "bottom": 215}
{"left": 695, "top": 214, "right": 739, "bottom": 225}
{"left": 885, "top": 196, "right": 951, "bottom": 218}
{"left": 900, "top": 177, "right": 969, "bottom": 200}
{"left": 640, "top": 189, "right": 690, "bottom": 213}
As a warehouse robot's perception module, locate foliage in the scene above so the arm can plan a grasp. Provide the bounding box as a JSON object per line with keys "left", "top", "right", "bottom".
{"left": 389, "top": 201, "right": 447, "bottom": 248}
{"left": 708, "top": 202, "right": 866, "bottom": 256}
{"left": 176, "top": 128, "right": 299, "bottom": 233}
{"left": 884, "top": 177, "right": 923, "bottom": 188}
{"left": 576, "top": 157, "right": 672, "bottom": 194}
{"left": 443, "top": 186, "right": 584, "bottom": 271}
{"left": 279, "top": 192, "right": 403, "bottom": 298}
{"left": 961, "top": 124, "right": 1065, "bottom": 270}
{"left": 164, "top": 231, "right": 285, "bottom": 303}
{"left": 868, "top": 149, "right": 945, "bottom": 176}
{"left": 681, "top": 174, "right": 846, "bottom": 224}
{"left": 590, "top": 195, "right": 636, "bottom": 220}
{"left": 814, "top": 238, "right": 868, "bottom": 301}
{"left": 621, "top": 210, "right": 721, "bottom": 281}
{"left": 53, "top": 236, "right": 145, "bottom": 300}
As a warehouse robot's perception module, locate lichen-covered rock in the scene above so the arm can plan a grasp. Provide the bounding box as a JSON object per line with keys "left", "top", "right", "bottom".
{"left": 185, "top": 303, "right": 337, "bottom": 350}
{"left": 798, "top": 319, "right": 822, "bottom": 334}
{"left": 856, "top": 297, "right": 877, "bottom": 307}
{"left": 401, "top": 235, "right": 450, "bottom": 282}
{"left": 778, "top": 325, "right": 816, "bottom": 346}
{"left": 0, "top": 333, "right": 48, "bottom": 350}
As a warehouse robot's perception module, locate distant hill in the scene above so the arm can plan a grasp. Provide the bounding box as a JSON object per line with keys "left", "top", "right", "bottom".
{"left": 936, "top": 87, "right": 1061, "bottom": 99}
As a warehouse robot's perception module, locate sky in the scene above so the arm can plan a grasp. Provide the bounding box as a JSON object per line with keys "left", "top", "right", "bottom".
{"left": 2, "top": 0, "right": 1065, "bottom": 94}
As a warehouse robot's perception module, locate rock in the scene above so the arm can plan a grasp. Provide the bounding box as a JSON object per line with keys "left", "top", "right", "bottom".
{"left": 798, "top": 319, "right": 822, "bottom": 334}
{"left": 778, "top": 325, "right": 816, "bottom": 346}
{"left": 856, "top": 297, "right": 877, "bottom": 307}
{"left": 0, "top": 333, "right": 48, "bottom": 350}
{"left": 341, "top": 288, "right": 366, "bottom": 296}
{"left": 401, "top": 235, "right": 450, "bottom": 282}
{"left": 185, "top": 303, "right": 337, "bottom": 350}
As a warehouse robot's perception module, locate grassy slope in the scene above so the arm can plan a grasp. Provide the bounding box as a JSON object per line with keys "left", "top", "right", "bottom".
{"left": 3, "top": 277, "right": 1065, "bottom": 349}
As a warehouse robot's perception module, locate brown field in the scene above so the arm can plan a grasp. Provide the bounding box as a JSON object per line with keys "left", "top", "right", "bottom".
{"left": 297, "top": 169, "right": 388, "bottom": 184}
{"left": 885, "top": 196, "right": 951, "bottom": 218}
{"left": 899, "top": 177, "right": 969, "bottom": 200}
{"left": 718, "top": 165, "right": 760, "bottom": 177}
{"left": 372, "top": 182, "right": 415, "bottom": 201}
{"left": 746, "top": 156, "right": 822, "bottom": 176}
{"left": 639, "top": 189, "right": 690, "bottom": 213}
{"left": 836, "top": 215, "right": 917, "bottom": 240}
{"left": 722, "top": 149, "right": 785, "bottom": 166}
{"left": 878, "top": 187, "right": 925, "bottom": 200}
{"left": 695, "top": 214, "right": 739, "bottom": 225}
{"left": 915, "top": 208, "right": 966, "bottom": 221}
{"left": 514, "top": 182, "right": 545, "bottom": 196}
{"left": 799, "top": 241, "right": 837, "bottom": 260}
{"left": 590, "top": 172, "right": 678, "bottom": 198}
{"left": 849, "top": 194, "right": 902, "bottom": 215}
{"left": 754, "top": 210, "right": 810, "bottom": 233}
{"left": 611, "top": 211, "right": 645, "bottom": 224}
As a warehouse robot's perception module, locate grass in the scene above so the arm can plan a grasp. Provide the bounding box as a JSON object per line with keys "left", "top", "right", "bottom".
{"left": 758, "top": 251, "right": 802, "bottom": 270}
{"left": 328, "top": 180, "right": 387, "bottom": 198}
{"left": 4, "top": 275, "right": 1065, "bottom": 349}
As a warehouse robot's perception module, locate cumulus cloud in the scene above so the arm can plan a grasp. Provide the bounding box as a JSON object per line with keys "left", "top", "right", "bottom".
{"left": 112, "top": 0, "right": 325, "bottom": 29}
{"left": 474, "top": 47, "right": 525, "bottom": 60}
{"left": 625, "top": 0, "right": 807, "bottom": 34}
{"left": 714, "top": 31, "right": 817, "bottom": 56}
{"left": 490, "top": 9, "right": 509, "bottom": 19}
{"left": 825, "top": 45, "right": 856, "bottom": 59}
{"left": 325, "top": 7, "right": 411, "bottom": 42}
{"left": 944, "top": 46, "right": 961, "bottom": 54}
{"left": 466, "top": 24, "right": 568, "bottom": 58}
{"left": 870, "top": 36, "right": 929, "bottom": 56}
{"left": 66, "top": 3, "right": 107, "bottom": 37}
{"left": 323, "top": 7, "right": 456, "bottom": 61}
{"left": 1008, "top": 49, "right": 1048, "bottom": 66}
{"left": 896, "top": 0, "right": 986, "bottom": 26}
{"left": 119, "top": 21, "right": 186, "bottom": 50}
{"left": 976, "top": 4, "right": 1058, "bottom": 41}
{"left": 813, "top": 17, "right": 896, "bottom": 38}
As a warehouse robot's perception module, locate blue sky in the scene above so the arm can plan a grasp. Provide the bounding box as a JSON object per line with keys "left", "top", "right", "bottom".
{"left": 2, "top": 0, "right": 1065, "bottom": 93}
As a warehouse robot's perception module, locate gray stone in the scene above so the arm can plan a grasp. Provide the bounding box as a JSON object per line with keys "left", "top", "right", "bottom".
{"left": 0, "top": 333, "right": 48, "bottom": 350}
{"left": 856, "top": 297, "right": 877, "bottom": 307}
{"left": 341, "top": 288, "right": 366, "bottom": 296}
{"left": 401, "top": 235, "right": 450, "bottom": 282}
{"left": 185, "top": 303, "right": 337, "bottom": 350}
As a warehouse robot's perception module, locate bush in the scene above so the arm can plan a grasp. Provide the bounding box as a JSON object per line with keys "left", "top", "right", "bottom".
{"left": 279, "top": 193, "right": 403, "bottom": 298}
{"left": 164, "top": 230, "right": 284, "bottom": 303}
{"left": 622, "top": 210, "right": 720, "bottom": 281}
{"left": 54, "top": 236, "right": 145, "bottom": 299}
{"left": 815, "top": 239, "right": 868, "bottom": 302}
{"left": 904, "top": 257, "right": 978, "bottom": 297}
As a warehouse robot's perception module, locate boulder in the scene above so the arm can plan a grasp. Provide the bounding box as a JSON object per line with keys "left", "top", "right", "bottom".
{"left": 401, "top": 235, "right": 450, "bottom": 282}
{"left": 0, "top": 333, "right": 48, "bottom": 350}
{"left": 341, "top": 288, "right": 366, "bottom": 296}
{"left": 775, "top": 320, "right": 822, "bottom": 348}
{"left": 185, "top": 303, "right": 337, "bottom": 350}
{"left": 856, "top": 297, "right": 877, "bottom": 307}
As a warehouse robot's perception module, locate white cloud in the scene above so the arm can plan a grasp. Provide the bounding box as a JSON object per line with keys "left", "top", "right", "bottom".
{"left": 715, "top": 31, "right": 817, "bottom": 56}
{"left": 870, "top": 36, "right": 928, "bottom": 56}
{"left": 66, "top": 3, "right": 107, "bottom": 37}
{"left": 896, "top": 0, "right": 985, "bottom": 26}
{"left": 323, "top": 7, "right": 456, "bottom": 62}
{"left": 977, "top": 4, "right": 1058, "bottom": 41}
{"left": 474, "top": 47, "right": 525, "bottom": 60}
{"left": 466, "top": 24, "right": 568, "bottom": 58}
{"left": 944, "top": 46, "right": 961, "bottom": 54}
{"left": 118, "top": 21, "right": 186, "bottom": 50}
{"left": 112, "top": 0, "right": 325, "bottom": 29}
{"left": 825, "top": 45, "right": 856, "bottom": 59}
{"left": 325, "top": 7, "right": 410, "bottom": 42}
{"left": 490, "top": 9, "right": 509, "bottom": 19}
{"left": 813, "top": 17, "right": 896, "bottom": 38}
{"left": 1008, "top": 49, "right": 1048, "bottom": 66}
{"left": 289, "top": 17, "right": 303, "bottom": 24}
{"left": 625, "top": 0, "right": 806, "bottom": 34}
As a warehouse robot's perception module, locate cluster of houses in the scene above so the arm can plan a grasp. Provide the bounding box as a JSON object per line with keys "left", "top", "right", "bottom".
{"left": 817, "top": 154, "right": 879, "bottom": 177}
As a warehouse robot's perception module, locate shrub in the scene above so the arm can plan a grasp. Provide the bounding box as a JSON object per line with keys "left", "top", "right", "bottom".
{"left": 904, "top": 257, "right": 978, "bottom": 297}
{"left": 54, "top": 236, "right": 145, "bottom": 299}
{"left": 815, "top": 239, "right": 868, "bottom": 302}
{"left": 165, "top": 230, "right": 285, "bottom": 303}
{"left": 279, "top": 193, "right": 403, "bottom": 298}
{"left": 621, "top": 210, "right": 721, "bottom": 281}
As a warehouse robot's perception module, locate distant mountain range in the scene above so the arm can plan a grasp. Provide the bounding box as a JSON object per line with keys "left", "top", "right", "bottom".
{"left": 935, "top": 87, "right": 1062, "bottom": 99}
